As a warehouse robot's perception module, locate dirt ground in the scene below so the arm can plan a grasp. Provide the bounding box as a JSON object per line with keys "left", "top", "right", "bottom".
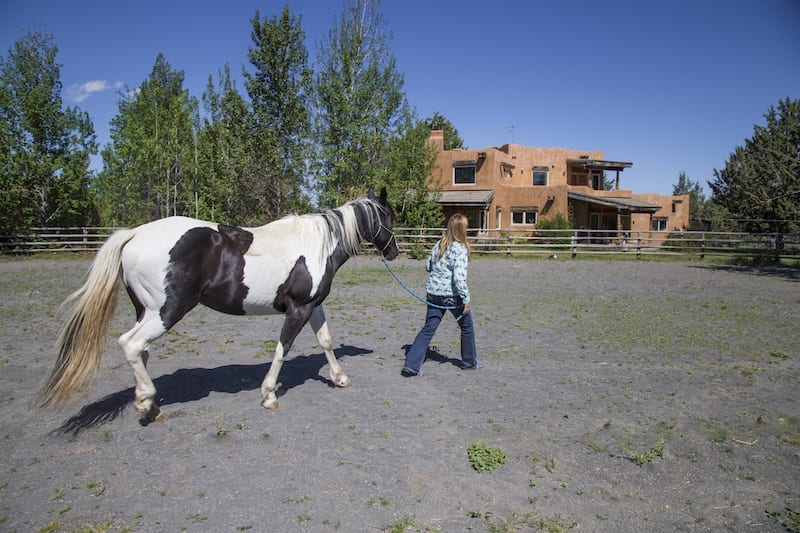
{"left": 0, "top": 255, "right": 798, "bottom": 532}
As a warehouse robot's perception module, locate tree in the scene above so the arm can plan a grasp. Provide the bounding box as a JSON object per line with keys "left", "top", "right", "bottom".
{"left": 424, "top": 112, "right": 464, "bottom": 150}
{"left": 197, "top": 64, "right": 252, "bottom": 223}
{"left": 673, "top": 171, "right": 706, "bottom": 222}
{"left": 96, "top": 54, "right": 198, "bottom": 225}
{"left": 709, "top": 97, "right": 800, "bottom": 233}
{"left": 243, "top": 5, "right": 313, "bottom": 219}
{"left": 382, "top": 113, "right": 443, "bottom": 228}
{"left": 314, "top": 0, "right": 407, "bottom": 208}
{"left": 0, "top": 31, "right": 97, "bottom": 234}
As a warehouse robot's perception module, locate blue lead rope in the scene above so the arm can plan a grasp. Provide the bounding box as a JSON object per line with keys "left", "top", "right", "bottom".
{"left": 380, "top": 256, "right": 464, "bottom": 322}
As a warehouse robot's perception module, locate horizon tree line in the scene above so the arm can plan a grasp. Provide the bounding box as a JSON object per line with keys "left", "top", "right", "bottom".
{"left": 1, "top": 1, "right": 798, "bottom": 235}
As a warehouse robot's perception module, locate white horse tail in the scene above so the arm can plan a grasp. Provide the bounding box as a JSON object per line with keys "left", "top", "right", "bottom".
{"left": 37, "top": 228, "right": 137, "bottom": 407}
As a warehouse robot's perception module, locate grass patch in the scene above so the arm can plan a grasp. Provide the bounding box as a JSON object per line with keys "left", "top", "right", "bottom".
{"left": 383, "top": 514, "right": 416, "bottom": 532}
{"left": 467, "top": 441, "right": 507, "bottom": 473}
{"left": 623, "top": 440, "right": 666, "bottom": 465}
{"left": 766, "top": 504, "right": 800, "bottom": 532}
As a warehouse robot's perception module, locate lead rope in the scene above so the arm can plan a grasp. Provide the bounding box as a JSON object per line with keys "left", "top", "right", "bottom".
{"left": 380, "top": 255, "right": 463, "bottom": 322}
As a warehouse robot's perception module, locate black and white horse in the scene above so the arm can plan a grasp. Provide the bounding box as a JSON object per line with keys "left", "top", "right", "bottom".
{"left": 38, "top": 188, "right": 399, "bottom": 424}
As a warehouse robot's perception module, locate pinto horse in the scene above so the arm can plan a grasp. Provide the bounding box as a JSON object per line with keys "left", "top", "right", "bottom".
{"left": 38, "top": 188, "right": 399, "bottom": 424}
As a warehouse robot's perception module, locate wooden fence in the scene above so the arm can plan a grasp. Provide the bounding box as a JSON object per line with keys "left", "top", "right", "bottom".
{"left": 0, "top": 227, "right": 116, "bottom": 254}
{"left": 2, "top": 226, "right": 799, "bottom": 261}
{"left": 392, "top": 228, "right": 800, "bottom": 261}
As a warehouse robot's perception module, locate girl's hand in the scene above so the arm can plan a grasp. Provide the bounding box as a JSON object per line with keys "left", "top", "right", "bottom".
{"left": 463, "top": 303, "right": 470, "bottom": 315}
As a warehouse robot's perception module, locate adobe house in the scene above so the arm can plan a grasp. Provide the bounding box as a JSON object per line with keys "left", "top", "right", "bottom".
{"left": 426, "top": 130, "right": 690, "bottom": 240}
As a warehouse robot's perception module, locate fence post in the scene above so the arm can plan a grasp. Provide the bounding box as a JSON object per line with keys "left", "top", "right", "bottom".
{"left": 636, "top": 231, "right": 642, "bottom": 260}
{"left": 700, "top": 233, "right": 705, "bottom": 260}
{"left": 571, "top": 231, "right": 577, "bottom": 259}
{"left": 506, "top": 234, "right": 511, "bottom": 257}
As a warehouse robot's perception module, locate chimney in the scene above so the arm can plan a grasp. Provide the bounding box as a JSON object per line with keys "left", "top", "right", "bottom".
{"left": 428, "top": 129, "right": 445, "bottom": 153}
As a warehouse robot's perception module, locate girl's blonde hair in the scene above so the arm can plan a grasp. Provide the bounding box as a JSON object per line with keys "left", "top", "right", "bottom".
{"left": 437, "top": 213, "right": 471, "bottom": 260}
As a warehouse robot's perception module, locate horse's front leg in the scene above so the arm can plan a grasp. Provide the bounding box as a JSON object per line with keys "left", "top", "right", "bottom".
{"left": 260, "top": 303, "right": 314, "bottom": 410}
{"left": 309, "top": 305, "right": 350, "bottom": 388}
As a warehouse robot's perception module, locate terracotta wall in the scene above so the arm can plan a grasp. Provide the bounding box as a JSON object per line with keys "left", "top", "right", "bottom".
{"left": 427, "top": 130, "right": 689, "bottom": 234}
{"left": 634, "top": 193, "right": 691, "bottom": 231}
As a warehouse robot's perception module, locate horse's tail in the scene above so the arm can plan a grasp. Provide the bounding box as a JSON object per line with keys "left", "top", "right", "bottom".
{"left": 37, "top": 228, "right": 138, "bottom": 407}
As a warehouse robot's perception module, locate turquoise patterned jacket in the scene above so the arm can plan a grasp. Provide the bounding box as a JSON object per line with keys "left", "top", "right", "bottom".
{"left": 425, "top": 240, "right": 470, "bottom": 304}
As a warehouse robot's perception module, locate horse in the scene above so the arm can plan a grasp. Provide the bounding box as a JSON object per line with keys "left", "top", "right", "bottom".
{"left": 37, "top": 188, "right": 399, "bottom": 424}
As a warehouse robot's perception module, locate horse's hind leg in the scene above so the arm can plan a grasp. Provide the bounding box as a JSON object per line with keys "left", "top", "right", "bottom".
{"left": 118, "top": 311, "right": 167, "bottom": 423}
{"left": 310, "top": 305, "right": 350, "bottom": 388}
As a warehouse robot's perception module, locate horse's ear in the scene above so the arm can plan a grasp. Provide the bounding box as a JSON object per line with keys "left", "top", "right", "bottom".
{"left": 379, "top": 187, "right": 388, "bottom": 204}
{"left": 367, "top": 186, "right": 375, "bottom": 199}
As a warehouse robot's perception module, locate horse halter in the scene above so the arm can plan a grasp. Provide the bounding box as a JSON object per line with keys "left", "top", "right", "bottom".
{"left": 370, "top": 203, "right": 397, "bottom": 255}
{"left": 373, "top": 220, "right": 397, "bottom": 254}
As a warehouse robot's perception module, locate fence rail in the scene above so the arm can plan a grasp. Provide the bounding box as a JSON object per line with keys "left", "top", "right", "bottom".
{"left": 2, "top": 226, "right": 799, "bottom": 261}
{"left": 391, "top": 228, "right": 800, "bottom": 261}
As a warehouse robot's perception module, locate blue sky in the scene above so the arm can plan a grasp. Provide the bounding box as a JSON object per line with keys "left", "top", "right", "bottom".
{"left": 1, "top": 0, "right": 798, "bottom": 196}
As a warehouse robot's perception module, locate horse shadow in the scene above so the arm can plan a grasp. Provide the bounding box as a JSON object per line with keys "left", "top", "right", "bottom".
{"left": 56, "top": 345, "right": 372, "bottom": 435}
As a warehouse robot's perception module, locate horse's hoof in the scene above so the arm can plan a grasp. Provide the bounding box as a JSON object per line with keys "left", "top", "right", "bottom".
{"left": 262, "top": 399, "right": 279, "bottom": 410}
{"left": 335, "top": 375, "right": 351, "bottom": 388}
{"left": 138, "top": 404, "right": 166, "bottom": 426}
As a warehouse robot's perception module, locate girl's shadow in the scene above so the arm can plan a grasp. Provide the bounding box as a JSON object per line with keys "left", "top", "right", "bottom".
{"left": 400, "top": 344, "right": 462, "bottom": 367}
{"left": 56, "top": 345, "right": 371, "bottom": 435}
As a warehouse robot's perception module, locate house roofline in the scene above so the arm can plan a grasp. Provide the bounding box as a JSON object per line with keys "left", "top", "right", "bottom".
{"left": 566, "top": 159, "right": 633, "bottom": 171}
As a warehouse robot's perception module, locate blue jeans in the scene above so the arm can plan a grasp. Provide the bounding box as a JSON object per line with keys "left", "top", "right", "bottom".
{"left": 404, "top": 297, "right": 477, "bottom": 373}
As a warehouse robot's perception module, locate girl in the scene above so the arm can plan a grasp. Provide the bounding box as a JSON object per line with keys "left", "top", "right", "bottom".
{"left": 402, "top": 214, "right": 479, "bottom": 376}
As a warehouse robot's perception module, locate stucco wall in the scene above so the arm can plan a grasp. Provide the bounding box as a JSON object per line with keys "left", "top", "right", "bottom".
{"left": 427, "top": 130, "right": 689, "bottom": 234}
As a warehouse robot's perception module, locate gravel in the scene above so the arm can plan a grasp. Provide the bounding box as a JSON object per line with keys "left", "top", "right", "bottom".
{"left": 0, "top": 255, "right": 798, "bottom": 532}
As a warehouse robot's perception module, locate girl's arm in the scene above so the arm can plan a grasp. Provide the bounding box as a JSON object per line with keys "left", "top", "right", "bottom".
{"left": 426, "top": 242, "right": 438, "bottom": 272}
{"left": 451, "top": 243, "right": 470, "bottom": 304}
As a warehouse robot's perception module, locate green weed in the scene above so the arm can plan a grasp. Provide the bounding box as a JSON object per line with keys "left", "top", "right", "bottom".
{"left": 766, "top": 505, "right": 800, "bottom": 533}
{"left": 467, "top": 441, "right": 507, "bottom": 473}
{"left": 86, "top": 480, "right": 105, "bottom": 496}
{"left": 383, "top": 514, "right": 416, "bottom": 532}
{"left": 623, "top": 440, "right": 666, "bottom": 465}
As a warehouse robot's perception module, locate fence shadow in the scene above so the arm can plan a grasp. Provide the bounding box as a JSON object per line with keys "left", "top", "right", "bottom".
{"left": 689, "top": 263, "right": 800, "bottom": 282}
{"left": 55, "top": 345, "right": 372, "bottom": 435}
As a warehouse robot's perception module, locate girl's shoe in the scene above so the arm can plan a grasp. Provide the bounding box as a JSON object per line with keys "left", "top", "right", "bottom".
{"left": 460, "top": 360, "right": 482, "bottom": 370}
{"left": 401, "top": 367, "right": 422, "bottom": 377}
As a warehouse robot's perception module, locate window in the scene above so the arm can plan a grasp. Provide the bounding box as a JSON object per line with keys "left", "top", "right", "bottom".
{"left": 591, "top": 172, "right": 603, "bottom": 190}
{"left": 532, "top": 168, "right": 548, "bottom": 186}
{"left": 651, "top": 217, "right": 668, "bottom": 232}
{"left": 512, "top": 209, "right": 537, "bottom": 225}
{"left": 454, "top": 165, "right": 476, "bottom": 185}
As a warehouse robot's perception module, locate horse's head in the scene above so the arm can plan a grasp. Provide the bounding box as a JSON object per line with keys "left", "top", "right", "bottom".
{"left": 368, "top": 187, "right": 399, "bottom": 261}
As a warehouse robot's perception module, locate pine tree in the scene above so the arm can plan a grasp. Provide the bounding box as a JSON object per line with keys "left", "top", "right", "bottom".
{"left": 672, "top": 171, "right": 706, "bottom": 223}
{"left": 709, "top": 97, "right": 800, "bottom": 233}
{"left": 424, "top": 112, "right": 465, "bottom": 150}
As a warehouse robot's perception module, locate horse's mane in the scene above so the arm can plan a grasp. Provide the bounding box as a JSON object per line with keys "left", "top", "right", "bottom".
{"left": 277, "top": 196, "right": 382, "bottom": 262}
